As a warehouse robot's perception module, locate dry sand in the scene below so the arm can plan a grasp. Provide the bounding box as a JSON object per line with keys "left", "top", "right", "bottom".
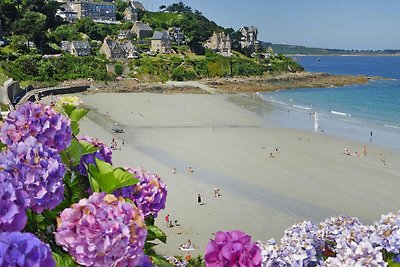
{"left": 77, "top": 93, "right": 400, "bottom": 258}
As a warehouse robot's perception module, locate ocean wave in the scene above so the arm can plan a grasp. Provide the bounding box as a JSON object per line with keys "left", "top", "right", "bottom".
{"left": 384, "top": 124, "right": 400, "bottom": 129}
{"left": 331, "top": 110, "right": 349, "bottom": 116}
{"left": 293, "top": 105, "right": 311, "bottom": 110}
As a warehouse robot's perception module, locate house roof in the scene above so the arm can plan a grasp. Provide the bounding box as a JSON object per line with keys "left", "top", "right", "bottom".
{"left": 119, "top": 30, "right": 131, "bottom": 35}
{"left": 131, "top": 1, "right": 145, "bottom": 10}
{"left": 71, "top": 41, "right": 91, "bottom": 49}
{"left": 134, "top": 22, "right": 152, "bottom": 32}
{"left": 151, "top": 31, "right": 171, "bottom": 40}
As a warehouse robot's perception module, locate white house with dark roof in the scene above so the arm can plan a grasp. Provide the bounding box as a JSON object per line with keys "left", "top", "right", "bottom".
{"left": 204, "top": 32, "right": 232, "bottom": 55}
{"left": 151, "top": 31, "right": 172, "bottom": 54}
{"left": 57, "top": 3, "right": 78, "bottom": 23}
{"left": 239, "top": 26, "right": 258, "bottom": 49}
{"left": 131, "top": 21, "right": 153, "bottom": 39}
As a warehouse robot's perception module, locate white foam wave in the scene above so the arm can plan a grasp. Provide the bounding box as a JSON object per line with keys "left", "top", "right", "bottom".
{"left": 293, "top": 105, "right": 311, "bottom": 110}
{"left": 385, "top": 124, "right": 400, "bottom": 129}
{"left": 331, "top": 111, "right": 347, "bottom": 116}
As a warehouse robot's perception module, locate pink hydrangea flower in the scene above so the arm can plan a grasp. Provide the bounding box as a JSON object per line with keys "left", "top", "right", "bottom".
{"left": 55, "top": 192, "right": 147, "bottom": 267}
{"left": 205, "top": 230, "right": 262, "bottom": 267}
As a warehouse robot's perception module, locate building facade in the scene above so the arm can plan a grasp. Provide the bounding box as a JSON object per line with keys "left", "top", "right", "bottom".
{"left": 74, "top": 2, "right": 116, "bottom": 22}
{"left": 204, "top": 32, "right": 231, "bottom": 54}
{"left": 131, "top": 21, "right": 153, "bottom": 39}
{"left": 239, "top": 26, "right": 258, "bottom": 49}
{"left": 151, "top": 31, "right": 172, "bottom": 54}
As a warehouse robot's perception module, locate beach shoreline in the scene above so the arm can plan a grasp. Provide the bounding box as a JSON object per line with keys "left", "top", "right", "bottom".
{"left": 78, "top": 92, "right": 400, "bottom": 258}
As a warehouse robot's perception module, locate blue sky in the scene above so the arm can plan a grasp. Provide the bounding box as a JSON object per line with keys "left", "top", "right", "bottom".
{"left": 141, "top": 0, "right": 400, "bottom": 50}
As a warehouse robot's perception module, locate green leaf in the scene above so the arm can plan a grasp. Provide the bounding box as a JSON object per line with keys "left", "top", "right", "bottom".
{"left": 79, "top": 140, "right": 100, "bottom": 155}
{"left": 87, "top": 164, "right": 101, "bottom": 193}
{"left": 147, "top": 225, "right": 167, "bottom": 243}
{"left": 0, "top": 142, "right": 6, "bottom": 150}
{"left": 60, "top": 139, "right": 82, "bottom": 167}
{"left": 69, "top": 108, "right": 89, "bottom": 122}
{"left": 91, "top": 171, "right": 115, "bottom": 193}
{"left": 94, "top": 158, "right": 113, "bottom": 174}
{"left": 150, "top": 255, "right": 175, "bottom": 267}
{"left": 71, "top": 121, "right": 80, "bottom": 135}
{"left": 62, "top": 105, "right": 76, "bottom": 116}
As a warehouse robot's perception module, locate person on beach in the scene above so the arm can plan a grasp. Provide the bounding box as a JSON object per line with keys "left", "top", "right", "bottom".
{"left": 172, "top": 168, "right": 176, "bottom": 174}
{"left": 269, "top": 152, "right": 275, "bottom": 158}
{"left": 363, "top": 146, "right": 367, "bottom": 156}
{"left": 188, "top": 167, "right": 194, "bottom": 173}
{"left": 214, "top": 188, "right": 221, "bottom": 197}
{"left": 197, "top": 194, "right": 202, "bottom": 205}
{"left": 165, "top": 214, "right": 170, "bottom": 226}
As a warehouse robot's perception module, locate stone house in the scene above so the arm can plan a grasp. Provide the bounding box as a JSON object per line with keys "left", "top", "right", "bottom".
{"left": 131, "top": 21, "right": 153, "bottom": 40}
{"left": 57, "top": 3, "right": 78, "bottom": 23}
{"left": 124, "top": 6, "right": 138, "bottom": 22}
{"left": 61, "top": 41, "right": 91, "bottom": 56}
{"left": 239, "top": 26, "right": 258, "bottom": 49}
{"left": 204, "top": 32, "right": 231, "bottom": 54}
{"left": 100, "top": 37, "right": 136, "bottom": 59}
{"left": 73, "top": 2, "right": 116, "bottom": 22}
{"left": 151, "top": 31, "right": 172, "bottom": 54}
{"left": 118, "top": 30, "right": 134, "bottom": 40}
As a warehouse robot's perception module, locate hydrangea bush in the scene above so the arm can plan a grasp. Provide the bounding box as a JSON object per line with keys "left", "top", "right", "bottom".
{"left": 2, "top": 97, "right": 400, "bottom": 267}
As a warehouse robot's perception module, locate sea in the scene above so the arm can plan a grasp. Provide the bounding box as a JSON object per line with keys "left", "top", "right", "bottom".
{"left": 259, "top": 56, "right": 400, "bottom": 151}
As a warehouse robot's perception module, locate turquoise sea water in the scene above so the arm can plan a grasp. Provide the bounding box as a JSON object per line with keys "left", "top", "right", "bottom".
{"left": 260, "top": 56, "right": 400, "bottom": 151}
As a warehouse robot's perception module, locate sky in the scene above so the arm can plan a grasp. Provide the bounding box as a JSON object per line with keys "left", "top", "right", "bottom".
{"left": 140, "top": 0, "right": 400, "bottom": 50}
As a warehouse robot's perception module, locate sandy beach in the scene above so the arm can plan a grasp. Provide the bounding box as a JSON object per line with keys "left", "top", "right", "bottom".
{"left": 77, "top": 92, "right": 400, "bottom": 258}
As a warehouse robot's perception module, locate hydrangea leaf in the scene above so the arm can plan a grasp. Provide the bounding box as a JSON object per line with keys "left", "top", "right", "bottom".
{"left": 0, "top": 141, "right": 6, "bottom": 150}
{"left": 62, "top": 105, "right": 76, "bottom": 117}
{"left": 147, "top": 225, "right": 167, "bottom": 243}
{"left": 79, "top": 140, "right": 100, "bottom": 155}
{"left": 60, "top": 139, "right": 82, "bottom": 167}
{"left": 150, "top": 255, "right": 175, "bottom": 267}
{"left": 69, "top": 108, "right": 89, "bottom": 122}
{"left": 94, "top": 158, "right": 113, "bottom": 174}
{"left": 71, "top": 121, "right": 80, "bottom": 135}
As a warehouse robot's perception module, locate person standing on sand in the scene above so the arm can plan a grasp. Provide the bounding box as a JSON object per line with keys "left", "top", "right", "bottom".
{"left": 185, "top": 252, "right": 191, "bottom": 261}
{"left": 165, "top": 214, "right": 169, "bottom": 226}
{"left": 197, "top": 194, "right": 202, "bottom": 205}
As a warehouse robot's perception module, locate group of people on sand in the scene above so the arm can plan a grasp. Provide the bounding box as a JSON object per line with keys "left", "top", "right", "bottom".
{"left": 165, "top": 214, "right": 181, "bottom": 228}
{"left": 344, "top": 146, "right": 367, "bottom": 157}
{"left": 269, "top": 147, "right": 279, "bottom": 158}
{"left": 110, "top": 138, "right": 121, "bottom": 150}
{"left": 172, "top": 167, "right": 194, "bottom": 174}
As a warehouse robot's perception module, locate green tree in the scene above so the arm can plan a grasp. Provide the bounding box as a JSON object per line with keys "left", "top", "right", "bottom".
{"left": 48, "top": 25, "right": 81, "bottom": 43}
{"left": 10, "top": 35, "right": 28, "bottom": 52}
{"left": 0, "top": 0, "right": 20, "bottom": 34}
{"left": 12, "top": 11, "right": 46, "bottom": 50}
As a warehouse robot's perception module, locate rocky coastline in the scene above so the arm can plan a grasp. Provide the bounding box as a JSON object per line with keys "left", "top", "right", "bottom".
{"left": 83, "top": 72, "right": 371, "bottom": 94}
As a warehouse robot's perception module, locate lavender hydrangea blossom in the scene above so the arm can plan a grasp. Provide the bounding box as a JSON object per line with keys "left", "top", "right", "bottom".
{"left": 0, "top": 136, "right": 65, "bottom": 213}
{"left": 257, "top": 239, "right": 289, "bottom": 267}
{"left": 76, "top": 135, "right": 112, "bottom": 176}
{"left": 205, "top": 230, "right": 262, "bottom": 266}
{"left": 371, "top": 211, "right": 400, "bottom": 262}
{"left": 0, "top": 231, "right": 55, "bottom": 267}
{"left": 278, "top": 221, "right": 324, "bottom": 266}
{"left": 322, "top": 239, "right": 386, "bottom": 267}
{"left": 113, "top": 167, "right": 167, "bottom": 218}
{"left": 0, "top": 172, "right": 30, "bottom": 232}
{"left": 0, "top": 101, "right": 72, "bottom": 152}
{"left": 55, "top": 192, "right": 147, "bottom": 267}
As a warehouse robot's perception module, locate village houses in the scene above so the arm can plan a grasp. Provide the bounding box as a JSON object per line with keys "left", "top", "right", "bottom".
{"left": 150, "top": 31, "right": 172, "bottom": 54}
{"left": 61, "top": 41, "right": 91, "bottom": 56}
{"left": 100, "top": 37, "right": 136, "bottom": 59}
{"left": 131, "top": 21, "right": 153, "bottom": 40}
{"left": 204, "top": 32, "right": 232, "bottom": 55}
{"left": 239, "top": 26, "right": 258, "bottom": 49}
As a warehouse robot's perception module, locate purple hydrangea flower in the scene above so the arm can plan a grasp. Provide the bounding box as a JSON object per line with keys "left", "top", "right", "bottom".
{"left": 0, "top": 231, "right": 55, "bottom": 267}
{"left": 0, "top": 136, "right": 65, "bottom": 213}
{"left": 279, "top": 221, "right": 324, "bottom": 266}
{"left": 205, "top": 230, "right": 262, "bottom": 266}
{"left": 322, "top": 239, "right": 386, "bottom": 267}
{"left": 76, "top": 135, "right": 112, "bottom": 176}
{"left": 113, "top": 167, "right": 167, "bottom": 218}
{"left": 55, "top": 192, "right": 147, "bottom": 267}
{"left": 371, "top": 211, "right": 400, "bottom": 261}
{"left": 257, "top": 239, "right": 289, "bottom": 267}
{"left": 317, "top": 215, "right": 364, "bottom": 255}
{"left": 0, "top": 171, "right": 30, "bottom": 232}
{"left": 0, "top": 101, "right": 72, "bottom": 152}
